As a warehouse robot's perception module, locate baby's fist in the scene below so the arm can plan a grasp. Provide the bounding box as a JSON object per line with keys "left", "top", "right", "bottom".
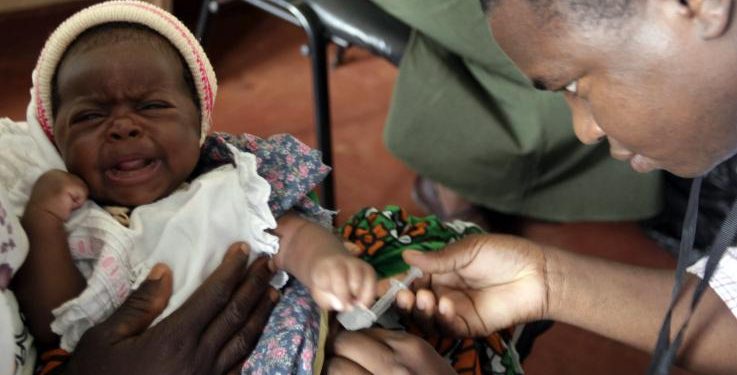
{"left": 26, "top": 170, "right": 88, "bottom": 222}
{"left": 310, "top": 254, "right": 376, "bottom": 311}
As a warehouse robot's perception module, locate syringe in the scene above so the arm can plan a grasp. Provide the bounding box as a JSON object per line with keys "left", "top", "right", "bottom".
{"left": 337, "top": 266, "right": 423, "bottom": 331}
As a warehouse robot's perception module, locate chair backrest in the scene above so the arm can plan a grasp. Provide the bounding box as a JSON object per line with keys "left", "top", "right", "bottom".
{"left": 304, "top": 0, "right": 410, "bottom": 65}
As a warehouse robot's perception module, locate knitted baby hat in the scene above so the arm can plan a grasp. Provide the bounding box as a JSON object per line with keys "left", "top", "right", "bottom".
{"left": 32, "top": 0, "right": 217, "bottom": 144}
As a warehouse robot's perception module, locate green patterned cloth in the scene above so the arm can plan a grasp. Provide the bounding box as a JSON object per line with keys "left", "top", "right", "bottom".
{"left": 340, "top": 205, "right": 482, "bottom": 278}
{"left": 339, "top": 206, "right": 523, "bottom": 375}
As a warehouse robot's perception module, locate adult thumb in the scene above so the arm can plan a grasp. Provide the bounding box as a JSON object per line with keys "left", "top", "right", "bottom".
{"left": 102, "top": 264, "right": 173, "bottom": 340}
{"left": 402, "top": 237, "right": 479, "bottom": 275}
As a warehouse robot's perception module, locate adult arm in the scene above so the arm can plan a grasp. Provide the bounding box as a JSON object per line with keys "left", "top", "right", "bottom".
{"left": 400, "top": 234, "right": 737, "bottom": 375}
{"left": 545, "top": 246, "right": 737, "bottom": 374}
{"left": 63, "top": 243, "right": 279, "bottom": 375}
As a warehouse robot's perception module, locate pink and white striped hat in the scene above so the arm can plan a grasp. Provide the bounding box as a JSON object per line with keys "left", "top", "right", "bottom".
{"left": 32, "top": 0, "right": 217, "bottom": 144}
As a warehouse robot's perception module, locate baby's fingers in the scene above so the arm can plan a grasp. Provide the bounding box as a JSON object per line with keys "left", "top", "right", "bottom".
{"left": 329, "top": 263, "right": 352, "bottom": 309}
{"left": 349, "top": 262, "right": 376, "bottom": 308}
{"left": 68, "top": 182, "right": 89, "bottom": 208}
{"left": 311, "top": 290, "right": 343, "bottom": 311}
{"left": 313, "top": 263, "right": 351, "bottom": 310}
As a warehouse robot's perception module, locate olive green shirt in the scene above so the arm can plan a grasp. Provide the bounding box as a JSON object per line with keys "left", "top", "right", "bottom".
{"left": 373, "top": 0, "right": 662, "bottom": 221}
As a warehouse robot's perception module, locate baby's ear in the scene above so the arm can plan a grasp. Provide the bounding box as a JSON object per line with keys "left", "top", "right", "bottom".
{"left": 692, "top": 0, "right": 733, "bottom": 39}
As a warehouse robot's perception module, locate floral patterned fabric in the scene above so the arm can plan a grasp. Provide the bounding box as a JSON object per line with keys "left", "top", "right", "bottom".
{"left": 241, "top": 281, "right": 322, "bottom": 375}
{"left": 197, "top": 133, "right": 330, "bottom": 374}
{"left": 197, "top": 132, "right": 334, "bottom": 227}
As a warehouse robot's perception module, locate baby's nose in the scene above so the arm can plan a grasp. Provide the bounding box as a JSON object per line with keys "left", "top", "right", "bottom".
{"left": 108, "top": 117, "right": 142, "bottom": 141}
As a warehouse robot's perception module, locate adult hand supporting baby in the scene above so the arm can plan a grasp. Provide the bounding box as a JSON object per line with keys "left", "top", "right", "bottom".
{"left": 63, "top": 242, "right": 279, "bottom": 375}
{"left": 396, "top": 234, "right": 549, "bottom": 337}
{"left": 326, "top": 328, "right": 456, "bottom": 375}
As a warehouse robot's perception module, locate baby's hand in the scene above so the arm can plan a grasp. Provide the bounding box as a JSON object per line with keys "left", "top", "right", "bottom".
{"left": 26, "top": 170, "right": 88, "bottom": 222}
{"left": 309, "top": 253, "right": 376, "bottom": 311}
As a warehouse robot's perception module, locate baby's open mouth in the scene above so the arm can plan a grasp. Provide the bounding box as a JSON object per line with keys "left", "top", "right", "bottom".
{"left": 105, "top": 158, "right": 160, "bottom": 184}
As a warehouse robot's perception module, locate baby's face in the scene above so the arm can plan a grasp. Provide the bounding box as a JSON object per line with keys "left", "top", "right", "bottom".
{"left": 53, "top": 39, "right": 201, "bottom": 207}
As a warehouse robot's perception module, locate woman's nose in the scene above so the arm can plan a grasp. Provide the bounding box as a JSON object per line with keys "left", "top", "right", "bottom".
{"left": 107, "top": 117, "right": 142, "bottom": 141}
{"left": 568, "top": 97, "right": 605, "bottom": 145}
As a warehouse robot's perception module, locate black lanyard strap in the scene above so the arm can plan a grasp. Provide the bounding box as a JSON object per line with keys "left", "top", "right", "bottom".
{"left": 649, "top": 176, "right": 737, "bottom": 374}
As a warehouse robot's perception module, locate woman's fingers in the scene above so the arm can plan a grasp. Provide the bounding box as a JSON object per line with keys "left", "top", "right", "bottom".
{"left": 200, "top": 253, "right": 275, "bottom": 353}
{"left": 340, "top": 329, "right": 455, "bottom": 375}
{"left": 98, "top": 264, "right": 173, "bottom": 341}
{"left": 410, "top": 289, "right": 439, "bottom": 333}
{"left": 395, "top": 289, "right": 416, "bottom": 312}
{"left": 213, "top": 287, "right": 280, "bottom": 374}
{"left": 172, "top": 244, "right": 254, "bottom": 332}
{"left": 325, "top": 357, "right": 373, "bottom": 375}
{"left": 331, "top": 329, "right": 398, "bottom": 373}
{"left": 402, "top": 237, "right": 481, "bottom": 275}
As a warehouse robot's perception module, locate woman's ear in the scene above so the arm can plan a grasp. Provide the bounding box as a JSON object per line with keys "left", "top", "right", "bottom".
{"left": 689, "top": 0, "right": 733, "bottom": 39}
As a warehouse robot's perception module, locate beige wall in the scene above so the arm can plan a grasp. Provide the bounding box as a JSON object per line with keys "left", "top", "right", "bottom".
{"left": 0, "top": 0, "right": 173, "bottom": 13}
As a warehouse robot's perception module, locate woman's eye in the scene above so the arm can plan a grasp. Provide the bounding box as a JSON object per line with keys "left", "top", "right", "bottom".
{"left": 564, "top": 81, "right": 578, "bottom": 94}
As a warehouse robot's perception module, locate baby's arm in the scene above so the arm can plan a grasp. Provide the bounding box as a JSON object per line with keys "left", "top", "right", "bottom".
{"left": 11, "top": 170, "right": 88, "bottom": 347}
{"left": 272, "top": 212, "right": 376, "bottom": 311}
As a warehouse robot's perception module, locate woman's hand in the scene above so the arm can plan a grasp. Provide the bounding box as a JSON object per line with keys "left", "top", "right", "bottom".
{"left": 397, "top": 234, "right": 549, "bottom": 337}
{"left": 63, "top": 243, "right": 279, "bottom": 375}
{"left": 326, "top": 328, "right": 455, "bottom": 375}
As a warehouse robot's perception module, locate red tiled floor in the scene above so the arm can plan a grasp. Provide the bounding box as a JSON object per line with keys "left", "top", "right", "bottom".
{"left": 0, "top": 3, "right": 695, "bottom": 374}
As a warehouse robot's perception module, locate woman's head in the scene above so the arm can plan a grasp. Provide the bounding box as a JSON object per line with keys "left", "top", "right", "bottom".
{"left": 483, "top": 0, "right": 737, "bottom": 177}
{"left": 31, "top": 1, "right": 218, "bottom": 206}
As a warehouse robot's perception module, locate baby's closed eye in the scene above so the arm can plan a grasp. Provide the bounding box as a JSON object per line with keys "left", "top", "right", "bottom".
{"left": 71, "top": 111, "right": 105, "bottom": 125}
{"left": 138, "top": 101, "right": 171, "bottom": 111}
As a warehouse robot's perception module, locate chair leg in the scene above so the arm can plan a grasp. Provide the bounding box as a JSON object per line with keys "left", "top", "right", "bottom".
{"left": 195, "top": 0, "right": 217, "bottom": 42}
{"left": 305, "top": 14, "right": 336, "bottom": 211}
{"left": 332, "top": 44, "right": 351, "bottom": 69}
{"left": 278, "top": 0, "right": 336, "bottom": 211}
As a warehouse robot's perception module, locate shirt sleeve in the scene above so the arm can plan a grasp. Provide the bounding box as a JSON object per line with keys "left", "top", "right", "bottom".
{"left": 687, "top": 247, "right": 737, "bottom": 320}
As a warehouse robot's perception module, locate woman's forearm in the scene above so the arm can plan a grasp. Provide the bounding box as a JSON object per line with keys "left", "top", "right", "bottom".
{"left": 545, "top": 246, "right": 737, "bottom": 374}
